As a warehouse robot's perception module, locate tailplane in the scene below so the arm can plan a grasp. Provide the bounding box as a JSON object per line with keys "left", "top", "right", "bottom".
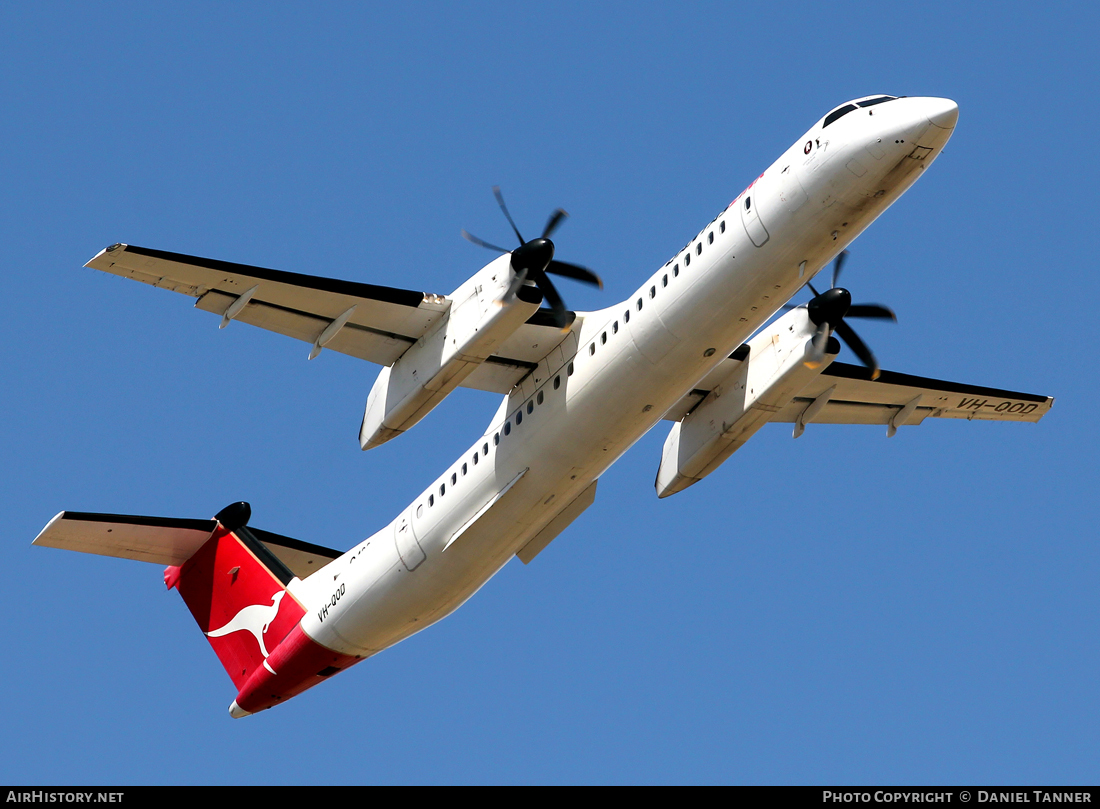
{"left": 34, "top": 501, "right": 345, "bottom": 704}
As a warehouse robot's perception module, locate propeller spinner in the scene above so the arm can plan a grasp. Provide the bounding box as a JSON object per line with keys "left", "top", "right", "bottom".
{"left": 462, "top": 187, "right": 603, "bottom": 330}
{"left": 800, "top": 250, "right": 897, "bottom": 379}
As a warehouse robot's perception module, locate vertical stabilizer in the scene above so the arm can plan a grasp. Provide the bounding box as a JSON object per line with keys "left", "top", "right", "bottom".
{"left": 166, "top": 503, "right": 306, "bottom": 691}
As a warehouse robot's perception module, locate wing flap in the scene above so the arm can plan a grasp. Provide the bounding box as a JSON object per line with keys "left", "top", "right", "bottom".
{"left": 194, "top": 290, "right": 414, "bottom": 365}
{"left": 662, "top": 345, "right": 750, "bottom": 420}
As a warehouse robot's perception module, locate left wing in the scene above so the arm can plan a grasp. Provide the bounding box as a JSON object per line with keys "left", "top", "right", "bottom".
{"left": 663, "top": 351, "right": 1052, "bottom": 428}
{"left": 86, "top": 244, "right": 574, "bottom": 391}
{"left": 769, "top": 361, "right": 1054, "bottom": 427}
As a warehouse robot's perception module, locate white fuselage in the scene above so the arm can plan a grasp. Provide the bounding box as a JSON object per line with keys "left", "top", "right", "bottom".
{"left": 290, "top": 96, "right": 959, "bottom": 658}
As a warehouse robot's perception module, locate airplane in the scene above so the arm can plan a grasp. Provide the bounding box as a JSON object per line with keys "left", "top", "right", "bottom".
{"left": 33, "top": 95, "right": 1053, "bottom": 718}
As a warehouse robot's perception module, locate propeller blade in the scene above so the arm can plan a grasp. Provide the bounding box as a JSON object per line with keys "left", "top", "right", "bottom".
{"left": 503, "top": 267, "right": 529, "bottom": 302}
{"left": 834, "top": 320, "right": 881, "bottom": 379}
{"left": 533, "top": 271, "right": 571, "bottom": 330}
{"left": 846, "top": 303, "right": 897, "bottom": 322}
{"left": 462, "top": 229, "right": 511, "bottom": 254}
{"left": 546, "top": 260, "right": 603, "bottom": 289}
{"left": 807, "top": 321, "right": 831, "bottom": 366}
{"left": 831, "top": 250, "right": 849, "bottom": 289}
{"left": 807, "top": 280, "right": 822, "bottom": 297}
{"left": 542, "top": 208, "right": 569, "bottom": 240}
{"left": 492, "top": 186, "right": 525, "bottom": 246}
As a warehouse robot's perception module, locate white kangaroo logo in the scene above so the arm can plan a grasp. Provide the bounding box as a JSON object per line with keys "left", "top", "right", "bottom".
{"left": 206, "top": 591, "right": 286, "bottom": 674}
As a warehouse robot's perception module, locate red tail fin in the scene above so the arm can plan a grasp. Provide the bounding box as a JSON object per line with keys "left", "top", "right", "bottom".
{"left": 166, "top": 504, "right": 306, "bottom": 690}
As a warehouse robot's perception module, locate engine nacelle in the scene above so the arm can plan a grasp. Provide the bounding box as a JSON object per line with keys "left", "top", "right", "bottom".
{"left": 655, "top": 307, "right": 838, "bottom": 498}
{"left": 360, "top": 256, "right": 542, "bottom": 449}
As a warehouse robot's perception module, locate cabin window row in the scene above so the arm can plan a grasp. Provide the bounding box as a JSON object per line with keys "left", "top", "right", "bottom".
{"left": 636, "top": 220, "right": 726, "bottom": 316}
{"left": 418, "top": 360, "right": 573, "bottom": 517}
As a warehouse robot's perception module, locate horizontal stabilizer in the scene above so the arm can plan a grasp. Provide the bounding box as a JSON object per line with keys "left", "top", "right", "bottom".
{"left": 33, "top": 511, "right": 217, "bottom": 565}
{"left": 34, "top": 510, "right": 343, "bottom": 576}
{"left": 248, "top": 527, "right": 343, "bottom": 579}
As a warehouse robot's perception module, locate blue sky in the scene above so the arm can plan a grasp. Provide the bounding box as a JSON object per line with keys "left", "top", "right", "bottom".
{"left": 2, "top": 1, "right": 1096, "bottom": 785}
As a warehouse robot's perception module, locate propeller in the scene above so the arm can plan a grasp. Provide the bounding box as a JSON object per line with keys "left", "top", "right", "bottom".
{"left": 795, "top": 250, "right": 897, "bottom": 379}
{"left": 462, "top": 186, "right": 603, "bottom": 330}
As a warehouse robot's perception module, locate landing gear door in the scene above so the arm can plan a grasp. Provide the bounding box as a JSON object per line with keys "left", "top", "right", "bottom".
{"left": 394, "top": 510, "right": 426, "bottom": 572}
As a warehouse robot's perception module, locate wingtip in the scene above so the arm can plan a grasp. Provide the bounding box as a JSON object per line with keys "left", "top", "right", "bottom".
{"left": 32, "top": 511, "right": 67, "bottom": 546}
{"left": 85, "top": 243, "right": 127, "bottom": 268}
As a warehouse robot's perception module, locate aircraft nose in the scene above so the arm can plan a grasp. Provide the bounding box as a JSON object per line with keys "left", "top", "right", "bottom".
{"left": 924, "top": 97, "right": 959, "bottom": 130}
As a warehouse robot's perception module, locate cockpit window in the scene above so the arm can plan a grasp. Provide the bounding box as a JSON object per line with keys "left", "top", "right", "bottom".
{"left": 857, "top": 95, "right": 897, "bottom": 108}
{"left": 823, "top": 104, "right": 857, "bottom": 127}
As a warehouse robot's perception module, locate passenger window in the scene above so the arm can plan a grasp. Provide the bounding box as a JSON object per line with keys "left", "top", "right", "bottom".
{"left": 417, "top": 504, "right": 423, "bottom": 518}
{"left": 484, "top": 442, "right": 489, "bottom": 454}
{"left": 685, "top": 253, "right": 690, "bottom": 266}
{"left": 516, "top": 411, "right": 522, "bottom": 425}
{"left": 636, "top": 298, "right": 643, "bottom": 311}
{"left": 568, "top": 361, "right": 574, "bottom": 375}
{"left": 462, "top": 463, "right": 467, "bottom": 475}
{"left": 554, "top": 375, "right": 560, "bottom": 389}
{"left": 745, "top": 196, "right": 751, "bottom": 210}
{"left": 696, "top": 243, "right": 702, "bottom": 255}
{"left": 624, "top": 310, "right": 630, "bottom": 323}
{"left": 473, "top": 452, "right": 479, "bottom": 464}
{"left": 429, "top": 494, "right": 434, "bottom": 506}
{"left": 612, "top": 321, "right": 618, "bottom": 334}
{"left": 440, "top": 483, "right": 445, "bottom": 496}
{"left": 504, "top": 423, "right": 511, "bottom": 436}
{"left": 494, "top": 433, "right": 499, "bottom": 445}
{"left": 537, "top": 390, "right": 544, "bottom": 405}
{"left": 649, "top": 286, "right": 656, "bottom": 299}
{"left": 601, "top": 332, "right": 607, "bottom": 344}
{"left": 451, "top": 473, "right": 457, "bottom": 485}
{"left": 673, "top": 264, "right": 679, "bottom": 277}
{"left": 720, "top": 221, "right": 725, "bottom": 233}
{"left": 589, "top": 343, "right": 595, "bottom": 355}
{"left": 662, "top": 275, "right": 667, "bottom": 287}
{"left": 527, "top": 401, "right": 534, "bottom": 414}
{"left": 708, "top": 232, "right": 713, "bottom": 244}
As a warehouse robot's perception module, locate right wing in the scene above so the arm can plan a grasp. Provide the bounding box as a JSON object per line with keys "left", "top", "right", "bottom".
{"left": 87, "top": 244, "right": 574, "bottom": 391}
